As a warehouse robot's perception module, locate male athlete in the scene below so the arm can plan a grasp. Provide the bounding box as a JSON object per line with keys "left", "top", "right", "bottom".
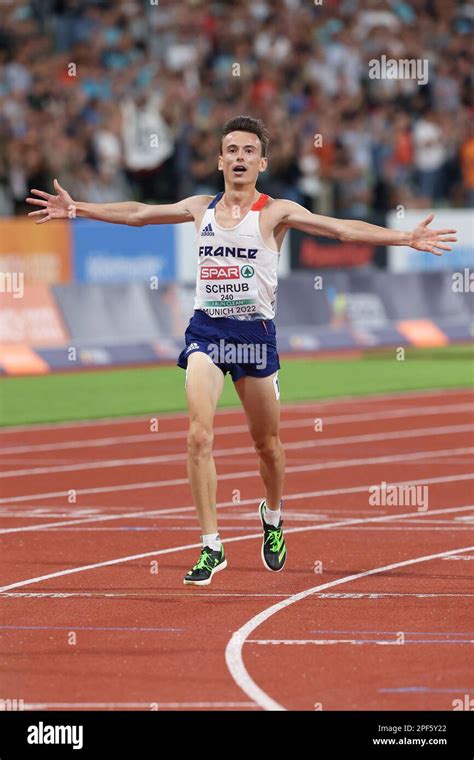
{"left": 26, "top": 115, "right": 456, "bottom": 586}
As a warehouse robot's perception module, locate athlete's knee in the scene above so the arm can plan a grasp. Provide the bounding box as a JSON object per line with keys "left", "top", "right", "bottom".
{"left": 187, "top": 421, "right": 214, "bottom": 459}
{"left": 254, "top": 434, "right": 282, "bottom": 462}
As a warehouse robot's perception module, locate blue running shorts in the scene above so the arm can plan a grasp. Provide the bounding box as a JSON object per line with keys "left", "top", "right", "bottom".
{"left": 177, "top": 310, "right": 280, "bottom": 383}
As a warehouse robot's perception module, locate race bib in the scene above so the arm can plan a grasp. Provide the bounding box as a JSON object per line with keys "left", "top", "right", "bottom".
{"left": 196, "top": 263, "right": 259, "bottom": 317}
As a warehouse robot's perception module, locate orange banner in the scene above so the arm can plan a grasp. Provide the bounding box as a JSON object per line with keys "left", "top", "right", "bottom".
{"left": 0, "top": 283, "right": 69, "bottom": 346}
{"left": 0, "top": 218, "right": 71, "bottom": 284}
{"left": 0, "top": 344, "right": 49, "bottom": 375}
{"left": 397, "top": 319, "right": 448, "bottom": 347}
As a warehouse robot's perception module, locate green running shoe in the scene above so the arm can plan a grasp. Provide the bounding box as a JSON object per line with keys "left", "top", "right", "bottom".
{"left": 183, "top": 545, "right": 227, "bottom": 586}
{"left": 259, "top": 500, "right": 287, "bottom": 572}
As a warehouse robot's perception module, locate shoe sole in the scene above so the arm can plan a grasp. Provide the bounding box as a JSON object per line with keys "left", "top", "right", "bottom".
{"left": 183, "top": 558, "right": 227, "bottom": 586}
{"left": 259, "top": 501, "right": 287, "bottom": 572}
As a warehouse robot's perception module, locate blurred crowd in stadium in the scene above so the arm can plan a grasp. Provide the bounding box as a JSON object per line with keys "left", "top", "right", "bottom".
{"left": 1, "top": 0, "right": 473, "bottom": 220}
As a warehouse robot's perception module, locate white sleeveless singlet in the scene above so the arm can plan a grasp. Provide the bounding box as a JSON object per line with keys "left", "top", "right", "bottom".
{"left": 193, "top": 192, "right": 279, "bottom": 320}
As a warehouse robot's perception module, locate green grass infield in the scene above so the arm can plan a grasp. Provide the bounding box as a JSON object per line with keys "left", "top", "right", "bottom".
{"left": 1, "top": 345, "right": 472, "bottom": 427}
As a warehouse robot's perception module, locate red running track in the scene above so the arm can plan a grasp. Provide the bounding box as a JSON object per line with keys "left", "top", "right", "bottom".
{"left": 0, "top": 388, "right": 473, "bottom": 711}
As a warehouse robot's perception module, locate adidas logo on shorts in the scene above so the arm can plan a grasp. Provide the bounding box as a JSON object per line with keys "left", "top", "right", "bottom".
{"left": 201, "top": 223, "right": 214, "bottom": 237}
{"left": 186, "top": 343, "right": 200, "bottom": 353}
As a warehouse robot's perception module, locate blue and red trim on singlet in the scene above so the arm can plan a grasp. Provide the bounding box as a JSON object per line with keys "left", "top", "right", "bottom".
{"left": 207, "top": 193, "right": 270, "bottom": 210}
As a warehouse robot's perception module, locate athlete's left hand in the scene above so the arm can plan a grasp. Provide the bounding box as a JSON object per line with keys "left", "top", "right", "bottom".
{"left": 409, "top": 214, "right": 457, "bottom": 255}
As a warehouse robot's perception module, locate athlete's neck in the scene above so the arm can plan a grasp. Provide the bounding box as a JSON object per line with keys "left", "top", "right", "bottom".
{"left": 220, "top": 185, "right": 260, "bottom": 210}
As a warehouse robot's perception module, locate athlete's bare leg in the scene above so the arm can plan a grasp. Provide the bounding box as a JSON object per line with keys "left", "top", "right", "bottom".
{"left": 185, "top": 352, "right": 225, "bottom": 535}
{"left": 234, "top": 372, "right": 285, "bottom": 509}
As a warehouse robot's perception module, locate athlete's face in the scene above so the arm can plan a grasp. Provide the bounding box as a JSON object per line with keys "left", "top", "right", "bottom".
{"left": 218, "top": 131, "right": 267, "bottom": 186}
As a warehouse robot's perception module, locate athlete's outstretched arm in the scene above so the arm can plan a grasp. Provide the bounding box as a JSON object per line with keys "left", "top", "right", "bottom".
{"left": 26, "top": 179, "right": 206, "bottom": 226}
{"left": 278, "top": 201, "right": 457, "bottom": 256}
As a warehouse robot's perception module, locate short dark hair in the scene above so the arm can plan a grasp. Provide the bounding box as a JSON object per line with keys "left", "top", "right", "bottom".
{"left": 220, "top": 116, "right": 269, "bottom": 158}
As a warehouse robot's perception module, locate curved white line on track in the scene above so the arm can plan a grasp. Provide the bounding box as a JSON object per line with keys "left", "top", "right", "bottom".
{"left": 2, "top": 424, "right": 472, "bottom": 479}
{"left": 224, "top": 544, "right": 474, "bottom": 711}
{"left": 0, "top": 504, "right": 472, "bottom": 593}
{"left": 1, "top": 473, "right": 473, "bottom": 535}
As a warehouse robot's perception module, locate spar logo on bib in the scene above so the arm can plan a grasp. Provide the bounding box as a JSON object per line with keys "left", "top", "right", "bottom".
{"left": 241, "top": 265, "right": 255, "bottom": 278}
{"left": 200, "top": 266, "right": 239, "bottom": 280}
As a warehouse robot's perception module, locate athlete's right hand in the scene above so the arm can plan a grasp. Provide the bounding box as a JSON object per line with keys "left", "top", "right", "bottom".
{"left": 26, "top": 179, "right": 76, "bottom": 224}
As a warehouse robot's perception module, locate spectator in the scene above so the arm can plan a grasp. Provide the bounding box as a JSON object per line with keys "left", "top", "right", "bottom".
{"left": 0, "top": 0, "right": 472, "bottom": 216}
{"left": 412, "top": 110, "right": 447, "bottom": 204}
{"left": 121, "top": 92, "right": 175, "bottom": 202}
{"left": 460, "top": 123, "right": 474, "bottom": 208}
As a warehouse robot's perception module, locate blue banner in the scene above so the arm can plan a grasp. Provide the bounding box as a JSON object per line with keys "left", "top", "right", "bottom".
{"left": 72, "top": 220, "right": 175, "bottom": 283}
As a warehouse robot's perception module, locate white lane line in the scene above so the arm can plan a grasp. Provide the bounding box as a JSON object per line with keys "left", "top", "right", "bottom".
{"left": 0, "top": 508, "right": 456, "bottom": 520}
{"left": 2, "top": 591, "right": 473, "bottom": 600}
{"left": 2, "top": 403, "right": 472, "bottom": 455}
{"left": 0, "top": 592, "right": 295, "bottom": 599}
{"left": 2, "top": 387, "right": 470, "bottom": 433}
{"left": 321, "top": 527, "right": 474, "bottom": 532}
{"left": 224, "top": 544, "right": 474, "bottom": 711}
{"left": 1, "top": 472, "right": 472, "bottom": 535}
{"left": 7, "top": 526, "right": 473, "bottom": 534}
{"left": 1, "top": 446, "right": 472, "bottom": 506}
{"left": 0, "top": 504, "right": 472, "bottom": 592}
{"left": 246, "top": 638, "right": 474, "bottom": 646}
{"left": 1, "top": 427, "right": 472, "bottom": 479}
{"left": 19, "top": 702, "right": 258, "bottom": 710}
